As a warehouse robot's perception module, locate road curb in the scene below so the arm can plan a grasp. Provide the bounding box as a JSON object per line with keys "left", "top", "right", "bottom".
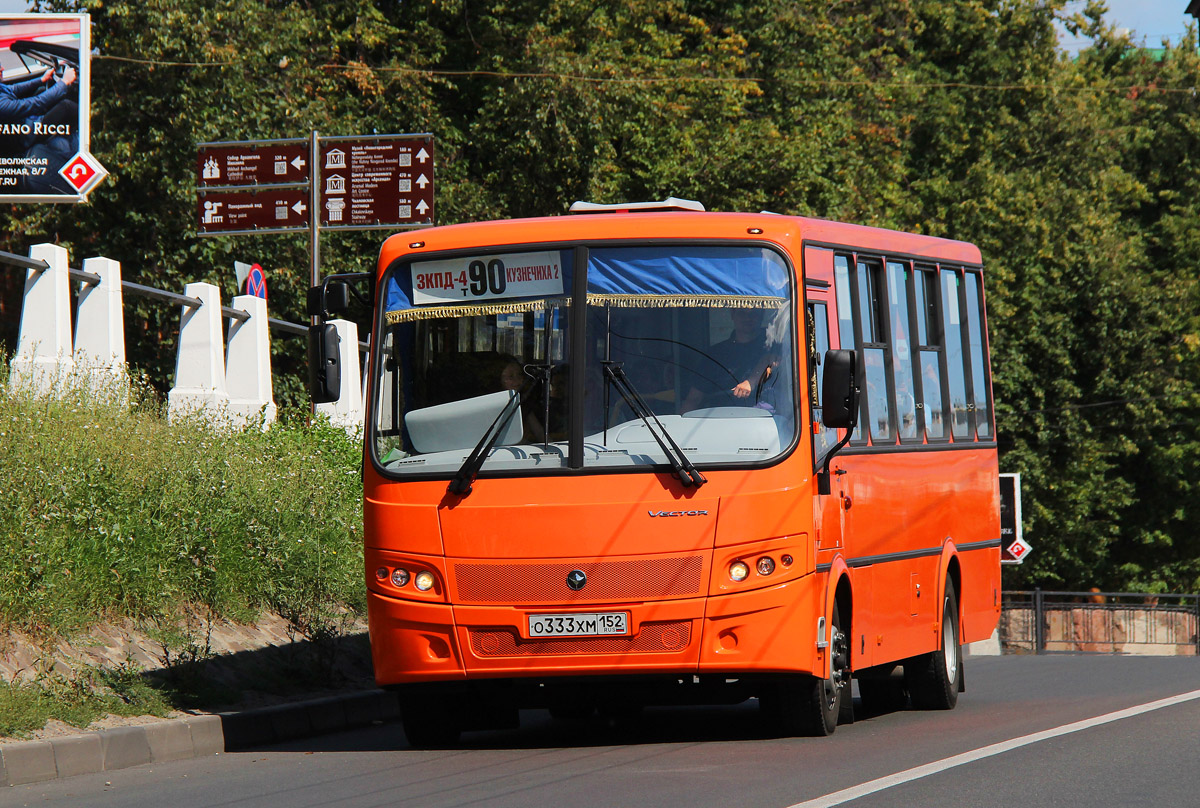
{"left": 0, "top": 689, "right": 399, "bottom": 787}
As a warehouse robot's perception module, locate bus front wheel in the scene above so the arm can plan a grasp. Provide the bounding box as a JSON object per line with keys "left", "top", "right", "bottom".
{"left": 763, "top": 603, "right": 849, "bottom": 736}
{"left": 904, "top": 584, "right": 962, "bottom": 710}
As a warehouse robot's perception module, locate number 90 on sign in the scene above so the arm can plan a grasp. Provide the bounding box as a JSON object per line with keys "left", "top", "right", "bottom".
{"left": 409, "top": 250, "right": 566, "bottom": 306}
{"left": 527, "top": 612, "right": 629, "bottom": 638}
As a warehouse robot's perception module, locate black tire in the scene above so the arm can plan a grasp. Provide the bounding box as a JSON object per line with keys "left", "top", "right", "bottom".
{"left": 762, "top": 602, "right": 849, "bottom": 736}
{"left": 904, "top": 584, "right": 962, "bottom": 710}
{"left": 400, "top": 694, "right": 463, "bottom": 748}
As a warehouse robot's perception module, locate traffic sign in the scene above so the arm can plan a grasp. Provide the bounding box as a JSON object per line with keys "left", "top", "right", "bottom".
{"left": 58, "top": 151, "right": 108, "bottom": 195}
{"left": 319, "top": 136, "right": 434, "bottom": 229}
{"left": 198, "top": 141, "right": 308, "bottom": 187}
{"left": 999, "top": 473, "right": 1029, "bottom": 564}
{"left": 197, "top": 187, "right": 310, "bottom": 235}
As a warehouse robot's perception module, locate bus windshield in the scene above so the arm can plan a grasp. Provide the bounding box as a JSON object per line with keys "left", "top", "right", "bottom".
{"left": 372, "top": 243, "right": 796, "bottom": 477}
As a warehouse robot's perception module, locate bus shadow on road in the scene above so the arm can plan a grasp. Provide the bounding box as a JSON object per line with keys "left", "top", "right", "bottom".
{"left": 260, "top": 695, "right": 912, "bottom": 754}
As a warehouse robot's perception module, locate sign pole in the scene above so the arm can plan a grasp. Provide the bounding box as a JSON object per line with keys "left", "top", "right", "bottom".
{"left": 309, "top": 129, "right": 321, "bottom": 323}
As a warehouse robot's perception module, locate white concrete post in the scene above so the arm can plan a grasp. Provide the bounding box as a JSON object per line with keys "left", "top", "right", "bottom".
{"left": 167, "top": 282, "right": 229, "bottom": 422}
{"left": 225, "top": 294, "right": 276, "bottom": 428}
{"left": 73, "top": 256, "right": 128, "bottom": 400}
{"left": 10, "top": 243, "right": 74, "bottom": 396}
{"left": 315, "top": 318, "right": 363, "bottom": 433}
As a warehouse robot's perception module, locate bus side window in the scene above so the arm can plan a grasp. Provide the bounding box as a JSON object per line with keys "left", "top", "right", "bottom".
{"left": 941, "top": 268, "right": 971, "bottom": 439}
{"left": 887, "top": 260, "right": 917, "bottom": 441}
{"left": 833, "top": 255, "right": 862, "bottom": 443}
{"left": 964, "top": 272, "right": 992, "bottom": 439}
{"left": 914, "top": 267, "right": 945, "bottom": 440}
{"left": 857, "top": 260, "right": 892, "bottom": 444}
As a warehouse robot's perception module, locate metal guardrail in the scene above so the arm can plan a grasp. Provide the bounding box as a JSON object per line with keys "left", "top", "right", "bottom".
{"left": 1000, "top": 589, "right": 1200, "bottom": 656}
{"left": 2, "top": 249, "right": 365, "bottom": 345}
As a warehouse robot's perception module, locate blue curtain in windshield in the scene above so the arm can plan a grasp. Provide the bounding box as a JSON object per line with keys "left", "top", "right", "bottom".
{"left": 587, "top": 246, "right": 789, "bottom": 302}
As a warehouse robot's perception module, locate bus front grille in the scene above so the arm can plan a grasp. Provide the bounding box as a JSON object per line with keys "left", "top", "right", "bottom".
{"left": 453, "top": 556, "right": 705, "bottom": 603}
{"left": 468, "top": 621, "right": 691, "bottom": 657}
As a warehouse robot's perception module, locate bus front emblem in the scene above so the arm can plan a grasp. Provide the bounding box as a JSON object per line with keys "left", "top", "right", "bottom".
{"left": 566, "top": 570, "right": 587, "bottom": 591}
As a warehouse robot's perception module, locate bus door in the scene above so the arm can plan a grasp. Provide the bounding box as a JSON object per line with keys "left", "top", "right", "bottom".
{"left": 803, "top": 247, "right": 850, "bottom": 557}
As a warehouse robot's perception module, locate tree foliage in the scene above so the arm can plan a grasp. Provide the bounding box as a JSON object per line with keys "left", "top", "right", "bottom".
{"left": 2, "top": 0, "right": 1198, "bottom": 591}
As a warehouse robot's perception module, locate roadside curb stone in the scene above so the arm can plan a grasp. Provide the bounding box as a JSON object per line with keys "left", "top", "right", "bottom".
{"left": 0, "top": 688, "right": 399, "bottom": 787}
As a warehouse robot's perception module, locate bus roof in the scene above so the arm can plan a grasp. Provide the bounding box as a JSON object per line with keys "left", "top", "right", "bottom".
{"left": 379, "top": 210, "right": 983, "bottom": 273}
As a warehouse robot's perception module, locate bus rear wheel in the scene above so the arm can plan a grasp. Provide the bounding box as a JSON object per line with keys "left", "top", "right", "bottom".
{"left": 904, "top": 584, "right": 962, "bottom": 710}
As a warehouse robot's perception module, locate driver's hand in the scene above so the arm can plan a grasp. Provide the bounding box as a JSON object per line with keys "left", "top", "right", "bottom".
{"left": 61, "top": 66, "right": 77, "bottom": 86}
{"left": 731, "top": 380, "right": 752, "bottom": 398}
{"left": 40, "top": 69, "right": 53, "bottom": 83}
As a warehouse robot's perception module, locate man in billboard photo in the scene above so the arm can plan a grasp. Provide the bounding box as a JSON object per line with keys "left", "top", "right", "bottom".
{"left": 0, "top": 60, "right": 78, "bottom": 193}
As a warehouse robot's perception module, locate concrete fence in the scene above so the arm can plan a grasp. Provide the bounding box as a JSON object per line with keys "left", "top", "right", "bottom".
{"left": 5, "top": 242, "right": 365, "bottom": 431}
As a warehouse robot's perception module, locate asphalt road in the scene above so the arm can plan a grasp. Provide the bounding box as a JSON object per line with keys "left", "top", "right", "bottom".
{"left": 5, "top": 655, "right": 1198, "bottom": 808}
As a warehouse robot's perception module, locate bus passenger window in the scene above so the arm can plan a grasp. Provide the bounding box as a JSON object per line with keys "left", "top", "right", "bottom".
{"left": 887, "top": 261, "right": 917, "bottom": 440}
{"left": 964, "top": 272, "right": 992, "bottom": 439}
{"left": 941, "top": 268, "right": 970, "bottom": 439}
{"left": 858, "top": 261, "right": 891, "bottom": 443}
{"left": 915, "top": 268, "right": 945, "bottom": 440}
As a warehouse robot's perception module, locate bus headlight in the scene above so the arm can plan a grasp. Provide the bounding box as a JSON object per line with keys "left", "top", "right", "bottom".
{"left": 376, "top": 567, "right": 389, "bottom": 581}
{"left": 414, "top": 570, "right": 436, "bottom": 591}
{"left": 729, "top": 561, "right": 749, "bottom": 582}
{"left": 757, "top": 556, "right": 776, "bottom": 576}
{"left": 391, "top": 568, "right": 411, "bottom": 587}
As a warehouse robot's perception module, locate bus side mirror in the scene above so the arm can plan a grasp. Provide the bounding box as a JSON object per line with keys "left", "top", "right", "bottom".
{"left": 306, "top": 282, "right": 350, "bottom": 318}
{"left": 308, "top": 322, "right": 341, "bottom": 403}
{"left": 821, "top": 349, "right": 859, "bottom": 429}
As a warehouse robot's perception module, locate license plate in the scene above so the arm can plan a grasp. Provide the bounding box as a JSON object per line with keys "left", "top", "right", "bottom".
{"left": 527, "top": 612, "right": 629, "bottom": 638}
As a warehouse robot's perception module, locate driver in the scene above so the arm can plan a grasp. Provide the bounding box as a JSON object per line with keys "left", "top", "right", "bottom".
{"left": 683, "top": 307, "right": 779, "bottom": 411}
{"left": 0, "top": 62, "right": 77, "bottom": 156}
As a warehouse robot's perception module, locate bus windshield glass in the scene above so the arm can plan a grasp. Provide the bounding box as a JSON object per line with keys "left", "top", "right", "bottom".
{"left": 372, "top": 244, "right": 796, "bottom": 477}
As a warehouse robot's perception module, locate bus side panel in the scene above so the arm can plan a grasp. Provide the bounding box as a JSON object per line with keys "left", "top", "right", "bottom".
{"left": 838, "top": 447, "right": 999, "bottom": 668}
{"left": 958, "top": 545, "right": 1002, "bottom": 644}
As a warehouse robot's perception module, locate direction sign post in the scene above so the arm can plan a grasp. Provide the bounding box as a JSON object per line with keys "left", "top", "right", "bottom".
{"left": 196, "top": 133, "right": 435, "bottom": 289}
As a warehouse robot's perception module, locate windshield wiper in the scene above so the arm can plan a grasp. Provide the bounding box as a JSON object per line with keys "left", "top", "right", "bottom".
{"left": 447, "top": 390, "right": 522, "bottom": 496}
{"left": 602, "top": 361, "right": 706, "bottom": 488}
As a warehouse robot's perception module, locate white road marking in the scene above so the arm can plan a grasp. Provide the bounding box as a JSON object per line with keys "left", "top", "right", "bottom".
{"left": 788, "top": 688, "right": 1200, "bottom": 808}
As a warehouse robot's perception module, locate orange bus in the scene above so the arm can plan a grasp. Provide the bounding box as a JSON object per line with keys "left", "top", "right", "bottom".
{"left": 308, "top": 199, "right": 1002, "bottom": 746}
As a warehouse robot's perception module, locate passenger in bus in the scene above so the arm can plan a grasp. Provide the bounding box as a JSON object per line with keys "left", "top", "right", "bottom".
{"left": 683, "top": 307, "right": 778, "bottom": 411}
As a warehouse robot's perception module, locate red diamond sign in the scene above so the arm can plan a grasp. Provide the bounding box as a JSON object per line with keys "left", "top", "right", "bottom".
{"left": 59, "top": 152, "right": 108, "bottom": 196}
{"left": 1006, "top": 537, "right": 1032, "bottom": 562}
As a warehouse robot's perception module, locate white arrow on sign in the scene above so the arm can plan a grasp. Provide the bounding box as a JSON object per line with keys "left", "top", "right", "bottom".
{"left": 291, "top": 155, "right": 306, "bottom": 172}
{"left": 416, "top": 174, "right": 429, "bottom": 189}
{"left": 292, "top": 200, "right": 307, "bottom": 216}
{"left": 416, "top": 199, "right": 429, "bottom": 214}
{"left": 416, "top": 148, "right": 429, "bottom": 164}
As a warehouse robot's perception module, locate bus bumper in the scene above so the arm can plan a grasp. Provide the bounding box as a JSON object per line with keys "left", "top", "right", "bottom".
{"left": 368, "top": 571, "right": 823, "bottom": 686}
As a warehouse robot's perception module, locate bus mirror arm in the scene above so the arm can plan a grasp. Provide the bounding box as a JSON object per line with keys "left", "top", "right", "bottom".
{"left": 816, "top": 349, "right": 859, "bottom": 496}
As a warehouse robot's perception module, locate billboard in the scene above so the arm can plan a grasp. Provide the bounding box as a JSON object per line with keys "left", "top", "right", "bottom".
{"left": 0, "top": 13, "right": 106, "bottom": 202}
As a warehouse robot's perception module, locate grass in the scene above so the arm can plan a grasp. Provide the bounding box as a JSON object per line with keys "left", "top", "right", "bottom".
{"left": 0, "top": 360, "right": 367, "bottom": 737}
{"left": 0, "top": 663, "right": 173, "bottom": 739}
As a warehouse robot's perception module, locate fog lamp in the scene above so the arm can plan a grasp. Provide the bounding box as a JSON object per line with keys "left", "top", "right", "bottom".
{"left": 757, "top": 556, "right": 776, "bottom": 576}
{"left": 375, "top": 567, "right": 389, "bottom": 581}
{"left": 414, "top": 571, "right": 436, "bottom": 591}
{"left": 391, "top": 568, "right": 410, "bottom": 587}
{"left": 729, "top": 561, "right": 749, "bottom": 582}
